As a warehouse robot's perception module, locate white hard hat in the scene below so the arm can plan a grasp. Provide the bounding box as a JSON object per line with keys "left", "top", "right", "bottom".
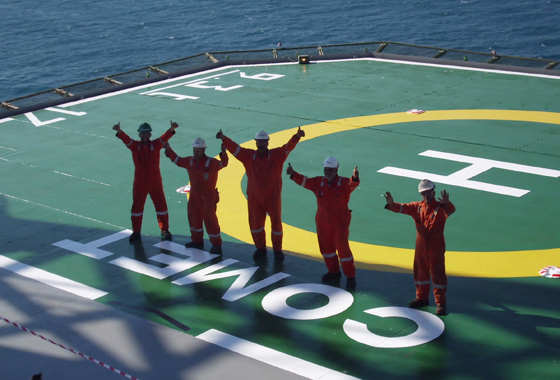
{"left": 254, "top": 130, "right": 270, "bottom": 140}
{"left": 192, "top": 138, "right": 207, "bottom": 149}
{"left": 418, "top": 179, "right": 435, "bottom": 193}
{"left": 322, "top": 156, "right": 339, "bottom": 168}
{"left": 137, "top": 122, "right": 152, "bottom": 133}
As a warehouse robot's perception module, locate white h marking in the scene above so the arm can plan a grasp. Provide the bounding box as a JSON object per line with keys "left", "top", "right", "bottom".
{"left": 378, "top": 150, "right": 560, "bottom": 197}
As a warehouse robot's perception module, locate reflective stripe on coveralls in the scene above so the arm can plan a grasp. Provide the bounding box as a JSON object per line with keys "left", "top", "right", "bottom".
{"left": 222, "top": 133, "right": 301, "bottom": 251}
{"left": 165, "top": 146, "right": 228, "bottom": 247}
{"left": 291, "top": 172, "right": 359, "bottom": 278}
{"left": 118, "top": 129, "right": 174, "bottom": 233}
{"left": 387, "top": 199, "right": 455, "bottom": 306}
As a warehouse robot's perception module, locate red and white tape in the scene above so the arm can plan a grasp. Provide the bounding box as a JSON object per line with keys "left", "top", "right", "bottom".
{"left": 539, "top": 266, "right": 560, "bottom": 278}
{"left": 176, "top": 185, "right": 191, "bottom": 194}
{"left": 0, "top": 315, "right": 140, "bottom": 380}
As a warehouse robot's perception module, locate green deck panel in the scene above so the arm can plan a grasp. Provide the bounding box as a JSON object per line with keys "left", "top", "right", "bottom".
{"left": 1, "top": 58, "right": 560, "bottom": 379}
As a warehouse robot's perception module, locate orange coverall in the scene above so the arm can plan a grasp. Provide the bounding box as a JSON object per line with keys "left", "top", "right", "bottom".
{"left": 385, "top": 199, "right": 455, "bottom": 306}
{"left": 291, "top": 173, "right": 360, "bottom": 278}
{"left": 117, "top": 129, "right": 175, "bottom": 233}
{"left": 165, "top": 147, "right": 228, "bottom": 247}
{"left": 222, "top": 134, "right": 301, "bottom": 251}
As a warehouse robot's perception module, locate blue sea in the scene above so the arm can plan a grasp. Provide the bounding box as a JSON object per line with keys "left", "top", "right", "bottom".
{"left": 1, "top": 0, "right": 559, "bottom": 102}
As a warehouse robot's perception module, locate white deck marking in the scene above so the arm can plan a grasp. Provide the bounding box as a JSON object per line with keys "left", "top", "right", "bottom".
{"left": 53, "top": 230, "right": 132, "bottom": 260}
{"left": 262, "top": 284, "right": 354, "bottom": 320}
{"left": 0, "top": 255, "right": 107, "bottom": 300}
{"left": 52, "top": 171, "right": 113, "bottom": 187}
{"left": 109, "top": 244, "right": 218, "bottom": 280}
{"left": 197, "top": 329, "right": 362, "bottom": 380}
{"left": 378, "top": 166, "right": 530, "bottom": 197}
{"left": 141, "top": 92, "right": 199, "bottom": 100}
{"left": 378, "top": 150, "right": 560, "bottom": 197}
{"left": 421, "top": 150, "right": 560, "bottom": 177}
{"left": 343, "top": 307, "right": 445, "bottom": 348}
{"left": 172, "top": 259, "right": 291, "bottom": 302}
{"left": 44, "top": 107, "right": 87, "bottom": 116}
{"left": 0, "top": 192, "right": 124, "bottom": 229}
{"left": 24, "top": 112, "right": 65, "bottom": 126}
{"left": 140, "top": 70, "right": 241, "bottom": 95}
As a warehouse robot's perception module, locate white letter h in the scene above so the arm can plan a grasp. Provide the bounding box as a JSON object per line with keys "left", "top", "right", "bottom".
{"left": 378, "top": 150, "right": 560, "bottom": 197}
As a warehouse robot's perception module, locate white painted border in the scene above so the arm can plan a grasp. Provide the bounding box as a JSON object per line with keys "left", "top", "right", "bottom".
{"left": 198, "top": 329, "right": 362, "bottom": 380}
{"left": 55, "top": 56, "right": 560, "bottom": 108}
{"left": 0, "top": 255, "right": 107, "bottom": 300}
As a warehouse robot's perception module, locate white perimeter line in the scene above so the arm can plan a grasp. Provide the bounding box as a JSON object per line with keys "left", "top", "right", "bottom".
{"left": 0, "top": 192, "right": 124, "bottom": 230}
{"left": 0, "top": 255, "right": 107, "bottom": 300}
{"left": 54, "top": 56, "right": 560, "bottom": 109}
{"left": 197, "top": 329, "right": 362, "bottom": 380}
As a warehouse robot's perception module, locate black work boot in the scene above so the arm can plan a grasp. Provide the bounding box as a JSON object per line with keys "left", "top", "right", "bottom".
{"left": 209, "top": 246, "right": 222, "bottom": 255}
{"left": 161, "top": 230, "right": 172, "bottom": 241}
{"left": 321, "top": 271, "right": 342, "bottom": 283}
{"left": 129, "top": 231, "right": 141, "bottom": 243}
{"left": 436, "top": 304, "right": 447, "bottom": 316}
{"left": 185, "top": 241, "right": 204, "bottom": 250}
{"left": 409, "top": 298, "right": 429, "bottom": 309}
{"left": 253, "top": 248, "right": 267, "bottom": 259}
{"left": 273, "top": 250, "right": 285, "bottom": 261}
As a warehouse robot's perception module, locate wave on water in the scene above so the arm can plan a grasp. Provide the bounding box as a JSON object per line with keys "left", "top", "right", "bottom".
{"left": 1, "top": 0, "right": 558, "bottom": 101}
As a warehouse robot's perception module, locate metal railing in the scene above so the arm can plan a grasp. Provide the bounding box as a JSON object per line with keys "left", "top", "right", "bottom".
{"left": 2, "top": 41, "right": 558, "bottom": 118}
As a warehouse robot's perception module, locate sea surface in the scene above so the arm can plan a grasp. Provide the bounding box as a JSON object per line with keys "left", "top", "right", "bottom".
{"left": 1, "top": 0, "right": 559, "bottom": 102}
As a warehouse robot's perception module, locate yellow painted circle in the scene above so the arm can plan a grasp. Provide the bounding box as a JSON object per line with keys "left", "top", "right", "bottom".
{"left": 216, "top": 110, "right": 560, "bottom": 278}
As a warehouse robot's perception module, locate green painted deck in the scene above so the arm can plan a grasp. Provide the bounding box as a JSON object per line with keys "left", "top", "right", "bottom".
{"left": 1, "top": 58, "right": 559, "bottom": 379}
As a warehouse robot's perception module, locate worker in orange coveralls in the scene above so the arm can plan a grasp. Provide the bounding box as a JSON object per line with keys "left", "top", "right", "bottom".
{"left": 113, "top": 121, "right": 178, "bottom": 243}
{"left": 287, "top": 157, "right": 360, "bottom": 288}
{"left": 163, "top": 138, "right": 228, "bottom": 255}
{"left": 384, "top": 179, "right": 455, "bottom": 316}
{"left": 216, "top": 127, "right": 305, "bottom": 261}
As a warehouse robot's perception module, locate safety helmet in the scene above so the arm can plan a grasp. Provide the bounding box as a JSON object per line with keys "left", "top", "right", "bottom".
{"left": 192, "top": 138, "right": 207, "bottom": 149}
{"left": 254, "top": 130, "right": 270, "bottom": 140}
{"left": 137, "top": 122, "right": 152, "bottom": 133}
{"left": 418, "top": 179, "right": 435, "bottom": 193}
{"left": 322, "top": 156, "right": 339, "bottom": 169}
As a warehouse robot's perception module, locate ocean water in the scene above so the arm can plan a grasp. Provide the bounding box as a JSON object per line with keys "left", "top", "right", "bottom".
{"left": 1, "top": 0, "right": 559, "bottom": 102}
